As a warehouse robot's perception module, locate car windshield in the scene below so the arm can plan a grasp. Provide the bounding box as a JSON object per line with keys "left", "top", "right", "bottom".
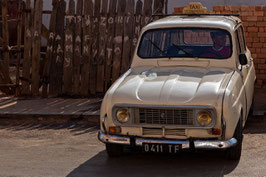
{"left": 137, "top": 28, "right": 232, "bottom": 59}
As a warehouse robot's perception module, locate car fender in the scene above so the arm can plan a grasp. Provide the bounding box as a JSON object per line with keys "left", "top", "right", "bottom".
{"left": 100, "top": 69, "right": 132, "bottom": 132}
{"left": 223, "top": 71, "right": 246, "bottom": 139}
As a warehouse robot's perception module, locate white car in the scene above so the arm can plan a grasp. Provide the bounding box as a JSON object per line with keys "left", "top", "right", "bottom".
{"left": 98, "top": 7, "right": 256, "bottom": 160}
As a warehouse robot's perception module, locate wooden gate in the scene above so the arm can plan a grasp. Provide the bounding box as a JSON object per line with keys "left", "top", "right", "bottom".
{"left": 0, "top": 0, "right": 167, "bottom": 97}
{"left": 0, "top": 0, "right": 23, "bottom": 95}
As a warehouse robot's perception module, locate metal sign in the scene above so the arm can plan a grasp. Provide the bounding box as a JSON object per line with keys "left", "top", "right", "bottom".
{"left": 183, "top": 3, "right": 207, "bottom": 14}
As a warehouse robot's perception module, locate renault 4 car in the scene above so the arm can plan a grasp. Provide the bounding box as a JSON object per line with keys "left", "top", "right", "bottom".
{"left": 98, "top": 3, "right": 256, "bottom": 160}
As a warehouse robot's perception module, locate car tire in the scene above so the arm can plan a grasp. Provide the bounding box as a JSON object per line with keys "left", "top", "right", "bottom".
{"left": 226, "top": 118, "right": 243, "bottom": 160}
{"left": 106, "top": 144, "right": 123, "bottom": 157}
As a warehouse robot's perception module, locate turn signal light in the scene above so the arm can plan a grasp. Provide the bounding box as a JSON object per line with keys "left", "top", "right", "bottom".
{"left": 212, "top": 128, "right": 221, "bottom": 135}
{"left": 109, "top": 126, "right": 121, "bottom": 134}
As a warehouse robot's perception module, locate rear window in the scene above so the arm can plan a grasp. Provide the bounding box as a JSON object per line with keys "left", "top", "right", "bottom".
{"left": 137, "top": 28, "right": 232, "bottom": 59}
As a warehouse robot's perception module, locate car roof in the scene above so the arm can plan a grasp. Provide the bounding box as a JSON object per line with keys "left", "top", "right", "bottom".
{"left": 143, "top": 15, "right": 242, "bottom": 33}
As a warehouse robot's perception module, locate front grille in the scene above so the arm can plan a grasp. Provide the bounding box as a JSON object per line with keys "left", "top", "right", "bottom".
{"left": 165, "top": 129, "right": 186, "bottom": 136}
{"left": 135, "top": 108, "right": 194, "bottom": 126}
{"left": 143, "top": 128, "right": 163, "bottom": 135}
{"left": 142, "top": 127, "right": 186, "bottom": 136}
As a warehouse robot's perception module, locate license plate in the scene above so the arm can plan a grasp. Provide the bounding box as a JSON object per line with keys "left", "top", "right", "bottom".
{"left": 143, "top": 143, "right": 181, "bottom": 154}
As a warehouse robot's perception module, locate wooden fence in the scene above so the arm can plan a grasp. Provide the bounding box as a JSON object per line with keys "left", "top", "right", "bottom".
{"left": 0, "top": 0, "right": 167, "bottom": 97}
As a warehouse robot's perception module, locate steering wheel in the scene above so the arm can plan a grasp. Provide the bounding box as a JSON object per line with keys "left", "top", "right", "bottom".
{"left": 200, "top": 50, "right": 222, "bottom": 58}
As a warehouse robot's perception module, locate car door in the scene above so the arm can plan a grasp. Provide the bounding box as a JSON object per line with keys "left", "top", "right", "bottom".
{"left": 236, "top": 25, "right": 256, "bottom": 118}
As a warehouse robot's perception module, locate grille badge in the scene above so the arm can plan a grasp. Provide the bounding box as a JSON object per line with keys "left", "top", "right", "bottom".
{"left": 160, "top": 112, "right": 165, "bottom": 119}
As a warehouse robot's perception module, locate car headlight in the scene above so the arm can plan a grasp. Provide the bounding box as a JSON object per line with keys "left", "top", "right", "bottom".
{"left": 116, "top": 109, "right": 130, "bottom": 123}
{"left": 197, "top": 110, "right": 212, "bottom": 126}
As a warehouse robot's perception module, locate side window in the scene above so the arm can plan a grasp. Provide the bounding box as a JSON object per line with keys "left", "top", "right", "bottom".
{"left": 237, "top": 26, "right": 246, "bottom": 53}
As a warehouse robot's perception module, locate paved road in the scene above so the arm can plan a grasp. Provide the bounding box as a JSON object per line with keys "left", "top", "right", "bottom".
{"left": 0, "top": 116, "right": 266, "bottom": 177}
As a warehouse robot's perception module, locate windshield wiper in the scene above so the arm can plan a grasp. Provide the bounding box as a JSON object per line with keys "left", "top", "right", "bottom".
{"left": 172, "top": 44, "right": 194, "bottom": 57}
{"left": 144, "top": 37, "right": 167, "bottom": 56}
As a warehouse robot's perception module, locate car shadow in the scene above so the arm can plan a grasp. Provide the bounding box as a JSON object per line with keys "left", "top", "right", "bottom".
{"left": 67, "top": 150, "right": 239, "bottom": 177}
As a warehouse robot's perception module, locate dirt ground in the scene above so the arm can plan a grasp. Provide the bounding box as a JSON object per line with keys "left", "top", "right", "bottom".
{"left": 0, "top": 115, "right": 266, "bottom": 177}
{"left": 0, "top": 121, "right": 103, "bottom": 177}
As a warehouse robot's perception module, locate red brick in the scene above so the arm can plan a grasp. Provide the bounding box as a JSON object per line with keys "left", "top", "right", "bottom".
{"left": 241, "top": 6, "right": 251, "bottom": 11}
{"left": 258, "top": 65, "right": 266, "bottom": 69}
{"left": 257, "top": 22, "right": 266, "bottom": 27}
{"left": 255, "top": 85, "right": 262, "bottom": 89}
{"left": 247, "top": 42, "right": 252, "bottom": 47}
{"left": 258, "top": 54, "right": 266, "bottom": 58}
{"left": 247, "top": 44, "right": 252, "bottom": 48}
{"left": 256, "top": 48, "right": 261, "bottom": 53}
{"left": 240, "top": 11, "right": 253, "bottom": 16}
{"left": 254, "top": 38, "right": 260, "bottom": 42}
{"left": 246, "top": 37, "right": 253, "bottom": 43}
{"left": 249, "top": 6, "right": 256, "bottom": 11}
{"left": 241, "top": 16, "right": 248, "bottom": 22}
{"left": 247, "top": 22, "right": 257, "bottom": 27}
{"left": 255, "top": 59, "right": 265, "bottom": 64}
{"left": 242, "top": 22, "right": 247, "bottom": 28}
{"left": 255, "top": 6, "right": 263, "bottom": 11}
{"left": 258, "top": 33, "right": 266, "bottom": 37}
{"left": 260, "top": 37, "right": 265, "bottom": 43}
{"left": 231, "top": 6, "right": 241, "bottom": 12}
{"left": 248, "top": 27, "right": 258, "bottom": 32}
{"left": 213, "top": 6, "right": 224, "bottom": 11}
{"left": 224, "top": 6, "right": 232, "bottom": 11}
{"left": 259, "top": 27, "right": 265, "bottom": 32}
{"left": 253, "top": 43, "right": 263, "bottom": 48}
{"left": 254, "top": 60, "right": 260, "bottom": 65}
{"left": 223, "top": 11, "right": 232, "bottom": 14}
{"left": 247, "top": 32, "right": 258, "bottom": 37}
{"left": 173, "top": 7, "right": 184, "bottom": 14}
{"left": 256, "top": 79, "right": 263, "bottom": 85}
{"left": 257, "top": 73, "right": 266, "bottom": 79}
{"left": 262, "top": 49, "right": 266, "bottom": 54}
{"left": 250, "top": 48, "right": 256, "bottom": 53}
{"left": 257, "top": 17, "right": 263, "bottom": 21}
{"left": 247, "top": 16, "right": 258, "bottom": 21}
{"left": 213, "top": 6, "right": 220, "bottom": 11}
{"left": 254, "top": 11, "right": 264, "bottom": 16}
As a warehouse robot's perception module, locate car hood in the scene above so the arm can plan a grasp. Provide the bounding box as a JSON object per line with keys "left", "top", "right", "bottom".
{"left": 109, "top": 66, "right": 234, "bottom": 107}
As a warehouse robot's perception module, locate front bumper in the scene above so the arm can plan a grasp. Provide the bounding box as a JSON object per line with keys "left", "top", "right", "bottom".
{"left": 98, "top": 131, "right": 237, "bottom": 150}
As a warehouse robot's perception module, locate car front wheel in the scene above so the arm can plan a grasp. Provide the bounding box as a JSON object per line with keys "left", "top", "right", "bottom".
{"left": 226, "top": 118, "right": 243, "bottom": 160}
{"left": 106, "top": 144, "right": 124, "bottom": 157}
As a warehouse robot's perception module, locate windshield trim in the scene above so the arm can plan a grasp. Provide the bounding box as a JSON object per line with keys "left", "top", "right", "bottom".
{"left": 137, "top": 27, "right": 233, "bottom": 60}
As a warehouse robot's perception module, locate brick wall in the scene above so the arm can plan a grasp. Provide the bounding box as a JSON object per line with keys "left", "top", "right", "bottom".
{"left": 174, "top": 6, "right": 266, "bottom": 88}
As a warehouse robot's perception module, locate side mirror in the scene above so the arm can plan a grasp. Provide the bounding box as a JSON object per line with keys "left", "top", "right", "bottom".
{"left": 239, "top": 54, "right": 247, "bottom": 65}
